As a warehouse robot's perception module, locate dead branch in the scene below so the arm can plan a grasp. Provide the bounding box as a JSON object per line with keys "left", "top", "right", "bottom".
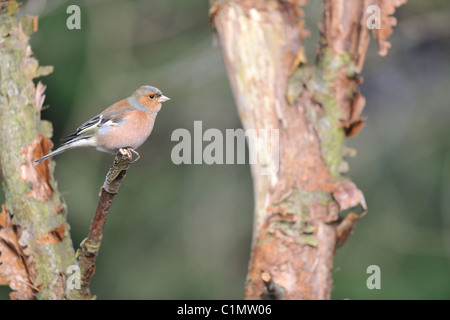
{"left": 66, "top": 148, "right": 133, "bottom": 300}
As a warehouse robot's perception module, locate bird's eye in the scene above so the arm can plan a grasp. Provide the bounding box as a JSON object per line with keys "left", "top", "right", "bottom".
{"left": 149, "top": 94, "right": 155, "bottom": 99}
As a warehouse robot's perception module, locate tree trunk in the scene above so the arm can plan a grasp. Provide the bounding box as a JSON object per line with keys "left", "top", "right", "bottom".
{"left": 0, "top": 1, "right": 76, "bottom": 300}
{"left": 210, "top": 0, "right": 405, "bottom": 299}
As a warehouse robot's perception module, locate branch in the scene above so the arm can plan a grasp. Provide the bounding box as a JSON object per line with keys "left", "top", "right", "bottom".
{"left": 211, "top": 0, "right": 405, "bottom": 299}
{"left": 260, "top": 271, "right": 285, "bottom": 300}
{"left": 66, "top": 148, "right": 133, "bottom": 300}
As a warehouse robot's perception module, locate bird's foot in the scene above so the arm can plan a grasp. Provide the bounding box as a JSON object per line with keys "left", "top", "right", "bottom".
{"left": 118, "top": 147, "right": 140, "bottom": 163}
{"left": 128, "top": 148, "right": 140, "bottom": 163}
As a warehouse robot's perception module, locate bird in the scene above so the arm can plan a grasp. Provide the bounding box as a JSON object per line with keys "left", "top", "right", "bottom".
{"left": 34, "top": 85, "right": 170, "bottom": 166}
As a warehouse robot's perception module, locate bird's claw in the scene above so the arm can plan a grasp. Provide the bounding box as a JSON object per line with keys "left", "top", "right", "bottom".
{"left": 129, "top": 148, "right": 140, "bottom": 163}
{"left": 119, "top": 147, "right": 140, "bottom": 163}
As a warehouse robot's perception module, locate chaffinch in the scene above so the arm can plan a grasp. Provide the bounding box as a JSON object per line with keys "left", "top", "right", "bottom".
{"left": 34, "top": 85, "right": 170, "bottom": 165}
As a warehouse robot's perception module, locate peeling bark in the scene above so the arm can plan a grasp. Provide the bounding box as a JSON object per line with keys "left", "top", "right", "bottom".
{"left": 211, "top": 0, "right": 405, "bottom": 299}
{"left": 0, "top": 1, "right": 76, "bottom": 300}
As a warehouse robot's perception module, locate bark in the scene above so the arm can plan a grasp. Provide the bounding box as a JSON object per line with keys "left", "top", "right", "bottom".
{"left": 210, "top": 0, "right": 405, "bottom": 299}
{"left": 0, "top": 1, "right": 76, "bottom": 299}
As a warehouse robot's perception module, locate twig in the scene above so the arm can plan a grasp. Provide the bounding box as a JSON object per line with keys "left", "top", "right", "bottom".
{"left": 260, "top": 271, "right": 285, "bottom": 300}
{"left": 66, "top": 148, "right": 134, "bottom": 300}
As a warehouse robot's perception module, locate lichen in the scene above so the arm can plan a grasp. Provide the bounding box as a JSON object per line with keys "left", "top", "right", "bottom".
{"left": 287, "top": 47, "right": 359, "bottom": 180}
{"left": 0, "top": 1, "right": 76, "bottom": 300}
{"left": 268, "top": 188, "right": 333, "bottom": 247}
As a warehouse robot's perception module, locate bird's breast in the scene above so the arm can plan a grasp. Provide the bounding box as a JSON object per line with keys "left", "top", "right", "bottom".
{"left": 97, "top": 110, "right": 156, "bottom": 153}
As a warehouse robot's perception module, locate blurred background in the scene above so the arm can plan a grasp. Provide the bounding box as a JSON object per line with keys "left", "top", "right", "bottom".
{"left": 1, "top": 0, "right": 449, "bottom": 299}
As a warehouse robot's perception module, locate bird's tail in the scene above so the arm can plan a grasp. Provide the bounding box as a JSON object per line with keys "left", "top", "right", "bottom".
{"left": 34, "top": 144, "right": 73, "bottom": 166}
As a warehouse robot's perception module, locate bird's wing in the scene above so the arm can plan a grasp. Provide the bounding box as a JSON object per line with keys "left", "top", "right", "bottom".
{"left": 60, "top": 99, "right": 135, "bottom": 144}
{"left": 60, "top": 114, "right": 120, "bottom": 144}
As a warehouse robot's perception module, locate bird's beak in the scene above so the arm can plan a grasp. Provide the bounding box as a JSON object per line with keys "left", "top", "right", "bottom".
{"left": 158, "top": 95, "right": 171, "bottom": 103}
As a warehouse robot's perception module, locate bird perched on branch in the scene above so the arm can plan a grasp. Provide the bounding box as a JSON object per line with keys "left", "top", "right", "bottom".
{"left": 34, "top": 85, "right": 170, "bottom": 165}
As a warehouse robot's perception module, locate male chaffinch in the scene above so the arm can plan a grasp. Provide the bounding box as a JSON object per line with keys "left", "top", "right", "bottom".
{"left": 34, "top": 85, "right": 170, "bottom": 165}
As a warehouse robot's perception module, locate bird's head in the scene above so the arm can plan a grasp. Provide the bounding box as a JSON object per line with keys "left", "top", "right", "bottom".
{"left": 132, "top": 85, "right": 170, "bottom": 112}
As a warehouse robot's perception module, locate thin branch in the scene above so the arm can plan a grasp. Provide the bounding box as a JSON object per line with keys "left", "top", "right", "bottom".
{"left": 260, "top": 271, "right": 285, "bottom": 300}
{"left": 66, "top": 148, "right": 134, "bottom": 300}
